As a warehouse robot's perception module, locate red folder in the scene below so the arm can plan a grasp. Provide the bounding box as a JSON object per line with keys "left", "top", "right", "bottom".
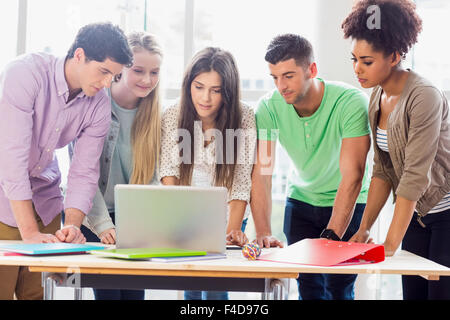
{"left": 259, "top": 238, "right": 385, "bottom": 266}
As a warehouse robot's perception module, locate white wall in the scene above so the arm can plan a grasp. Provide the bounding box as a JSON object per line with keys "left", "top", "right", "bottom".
{"left": 314, "top": 0, "right": 358, "bottom": 87}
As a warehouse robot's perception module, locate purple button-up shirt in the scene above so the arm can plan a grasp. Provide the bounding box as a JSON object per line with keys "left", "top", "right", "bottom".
{"left": 0, "top": 53, "right": 111, "bottom": 227}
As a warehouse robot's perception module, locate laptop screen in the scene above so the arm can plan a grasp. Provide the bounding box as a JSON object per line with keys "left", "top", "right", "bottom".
{"left": 114, "top": 185, "right": 227, "bottom": 253}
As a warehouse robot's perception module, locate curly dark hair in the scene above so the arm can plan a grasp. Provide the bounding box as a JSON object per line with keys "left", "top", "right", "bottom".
{"left": 67, "top": 22, "right": 133, "bottom": 67}
{"left": 341, "top": 0, "right": 422, "bottom": 57}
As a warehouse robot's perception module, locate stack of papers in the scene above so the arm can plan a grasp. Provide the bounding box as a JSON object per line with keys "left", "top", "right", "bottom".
{"left": 0, "top": 243, "right": 105, "bottom": 256}
{"left": 151, "top": 252, "right": 226, "bottom": 263}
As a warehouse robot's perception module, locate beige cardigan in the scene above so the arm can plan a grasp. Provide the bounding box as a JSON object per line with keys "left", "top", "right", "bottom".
{"left": 369, "top": 70, "right": 450, "bottom": 216}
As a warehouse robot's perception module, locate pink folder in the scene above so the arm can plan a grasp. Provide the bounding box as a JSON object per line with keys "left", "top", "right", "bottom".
{"left": 259, "top": 238, "right": 385, "bottom": 266}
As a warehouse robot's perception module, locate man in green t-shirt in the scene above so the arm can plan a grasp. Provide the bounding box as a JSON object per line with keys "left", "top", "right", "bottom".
{"left": 251, "top": 34, "right": 370, "bottom": 300}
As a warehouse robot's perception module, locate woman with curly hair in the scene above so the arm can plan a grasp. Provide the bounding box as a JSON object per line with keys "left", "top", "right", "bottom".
{"left": 342, "top": 0, "right": 450, "bottom": 299}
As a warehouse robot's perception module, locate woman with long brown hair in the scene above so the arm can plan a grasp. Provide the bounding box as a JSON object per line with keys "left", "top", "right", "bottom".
{"left": 160, "top": 47, "right": 256, "bottom": 300}
{"left": 79, "top": 31, "right": 163, "bottom": 300}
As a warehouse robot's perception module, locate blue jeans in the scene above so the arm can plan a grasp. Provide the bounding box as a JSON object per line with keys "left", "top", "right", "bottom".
{"left": 283, "top": 198, "right": 364, "bottom": 300}
{"left": 80, "top": 212, "right": 145, "bottom": 300}
{"left": 184, "top": 218, "right": 248, "bottom": 300}
{"left": 402, "top": 209, "right": 450, "bottom": 300}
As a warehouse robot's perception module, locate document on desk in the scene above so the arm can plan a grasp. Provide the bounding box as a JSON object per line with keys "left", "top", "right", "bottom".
{"left": 150, "top": 252, "right": 226, "bottom": 263}
{"left": 259, "top": 238, "right": 385, "bottom": 266}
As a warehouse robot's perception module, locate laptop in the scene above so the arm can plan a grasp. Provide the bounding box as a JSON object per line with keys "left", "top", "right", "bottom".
{"left": 114, "top": 185, "right": 228, "bottom": 254}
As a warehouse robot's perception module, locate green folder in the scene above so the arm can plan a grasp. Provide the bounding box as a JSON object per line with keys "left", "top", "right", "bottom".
{"left": 90, "top": 247, "right": 207, "bottom": 260}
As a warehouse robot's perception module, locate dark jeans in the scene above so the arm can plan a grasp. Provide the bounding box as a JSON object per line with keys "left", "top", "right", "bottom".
{"left": 184, "top": 218, "right": 248, "bottom": 300}
{"left": 283, "top": 197, "right": 365, "bottom": 300}
{"left": 80, "top": 211, "right": 145, "bottom": 300}
{"left": 402, "top": 209, "right": 450, "bottom": 300}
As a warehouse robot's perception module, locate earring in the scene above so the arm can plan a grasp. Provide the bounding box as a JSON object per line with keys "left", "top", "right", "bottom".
{"left": 114, "top": 74, "right": 122, "bottom": 82}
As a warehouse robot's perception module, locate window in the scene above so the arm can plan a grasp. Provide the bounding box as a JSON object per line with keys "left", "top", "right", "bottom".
{"left": 26, "top": 0, "right": 145, "bottom": 56}
{"left": 193, "top": 0, "right": 316, "bottom": 98}
{"left": 415, "top": 0, "right": 450, "bottom": 91}
{"left": 0, "top": 1, "right": 19, "bottom": 70}
{"left": 145, "top": 0, "right": 185, "bottom": 94}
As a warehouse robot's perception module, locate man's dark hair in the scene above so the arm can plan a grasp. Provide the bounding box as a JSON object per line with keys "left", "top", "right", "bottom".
{"left": 67, "top": 22, "right": 133, "bottom": 67}
{"left": 265, "top": 34, "right": 314, "bottom": 68}
{"left": 342, "top": 0, "right": 422, "bottom": 57}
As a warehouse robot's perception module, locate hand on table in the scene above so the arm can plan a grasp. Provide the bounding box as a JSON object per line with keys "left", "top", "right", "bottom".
{"left": 382, "top": 241, "right": 399, "bottom": 257}
{"left": 349, "top": 229, "right": 398, "bottom": 257}
{"left": 253, "top": 235, "right": 284, "bottom": 248}
{"left": 55, "top": 225, "right": 86, "bottom": 244}
{"left": 22, "top": 231, "right": 60, "bottom": 244}
{"left": 348, "top": 229, "right": 373, "bottom": 244}
{"left": 99, "top": 228, "right": 116, "bottom": 245}
{"left": 226, "top": 230, "right": 248, "bottom": 247}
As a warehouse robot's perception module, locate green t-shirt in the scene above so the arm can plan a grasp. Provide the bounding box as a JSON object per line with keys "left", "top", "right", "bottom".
{"left": 255, "top": 79, "right": 370, "bottom": 207}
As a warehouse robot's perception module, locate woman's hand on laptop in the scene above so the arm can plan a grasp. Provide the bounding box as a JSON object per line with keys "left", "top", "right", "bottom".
{"left": 226, "top": 229, "right": 248, "bottom": 247}
{"left": 99, "top": 228, "right": 116, "bottom": 245}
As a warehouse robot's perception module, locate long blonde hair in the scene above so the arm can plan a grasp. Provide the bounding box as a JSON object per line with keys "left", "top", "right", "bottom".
{"left": 127, "top": 32, "right": 163, "bottom": 184}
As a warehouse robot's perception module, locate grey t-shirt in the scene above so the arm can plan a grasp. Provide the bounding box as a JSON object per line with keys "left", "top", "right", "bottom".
{"left": 104, "top": 99, "right": 137, "bottom": 212}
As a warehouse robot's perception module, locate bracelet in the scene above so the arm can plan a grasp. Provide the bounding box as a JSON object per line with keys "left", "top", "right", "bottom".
{"left": 61, "top": 224, "right": 80, "bottom": 232}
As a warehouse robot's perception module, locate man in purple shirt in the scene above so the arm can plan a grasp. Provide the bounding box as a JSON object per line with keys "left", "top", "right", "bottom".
{"left": 0, "top": 22, "right": 133, "bottom": 300}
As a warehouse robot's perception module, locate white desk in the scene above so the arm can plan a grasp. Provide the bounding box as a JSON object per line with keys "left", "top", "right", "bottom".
{"left": 1, "top": 240, "right": 449, "bottom": 300}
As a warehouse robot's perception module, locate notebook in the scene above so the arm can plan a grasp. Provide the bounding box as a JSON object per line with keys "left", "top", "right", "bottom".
{"left": 90, "top": 247, "right": 207, "bottom": 260}
{"left": 114, "top": 185, "right": 228, "bottom": 254}
{"left": 259, "top": 238, "right": 385, "bottom": 266}
{"left": 0, "top": 243, "right": 105, "bottom": 256}
{"left": 150, "top": 252, "right": 226, "bottom": 263}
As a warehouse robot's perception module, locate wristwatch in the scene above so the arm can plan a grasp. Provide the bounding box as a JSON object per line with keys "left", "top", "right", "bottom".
{"left": 320, "top": 229, "right": 341, "bottom": 241}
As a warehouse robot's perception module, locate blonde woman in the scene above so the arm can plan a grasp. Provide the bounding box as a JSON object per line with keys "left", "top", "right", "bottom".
{"left": 78, "top": 31, "right": 162, "bottom": 300}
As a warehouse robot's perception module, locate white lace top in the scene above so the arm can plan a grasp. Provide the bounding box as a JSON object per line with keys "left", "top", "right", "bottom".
{"left": 159, "top": 103, "right": 257, "bottom": 210}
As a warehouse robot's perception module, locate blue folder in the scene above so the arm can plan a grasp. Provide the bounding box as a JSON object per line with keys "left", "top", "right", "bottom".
{"left": 0, "top": 243, "right": 105, "bottom": 255}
